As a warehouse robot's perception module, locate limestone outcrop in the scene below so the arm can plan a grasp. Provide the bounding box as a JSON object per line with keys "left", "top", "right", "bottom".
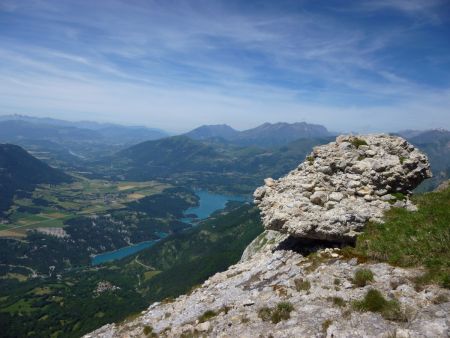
{"left": 86, "top": 249, "right": 449, "bottom": 338}
{"left": 254, "top": 134, "right": 431, "bottom": 242}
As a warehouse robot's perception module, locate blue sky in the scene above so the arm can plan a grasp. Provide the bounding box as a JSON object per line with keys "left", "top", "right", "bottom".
{"left": 0, "top": 0, "right": 449, "bottom": 132}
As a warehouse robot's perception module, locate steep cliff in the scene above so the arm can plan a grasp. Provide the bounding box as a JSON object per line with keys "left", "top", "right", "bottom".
{"left": 86, "top": 135, "right": 449, "bottom": 338}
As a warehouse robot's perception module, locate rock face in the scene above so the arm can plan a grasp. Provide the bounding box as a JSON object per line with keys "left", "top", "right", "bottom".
{"left": 254, "top": 134, "right": 431, "bottom": 242}
{"left": 240, "top": 230, "right": 289, "bottom": 263}
{"left": 86, "top": 249, "right": 449, "bottom": 338}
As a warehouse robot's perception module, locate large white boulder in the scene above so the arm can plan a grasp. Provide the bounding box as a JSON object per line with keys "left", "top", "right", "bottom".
{"left": 254, "top": 134, "right": 431, "bottom": 242}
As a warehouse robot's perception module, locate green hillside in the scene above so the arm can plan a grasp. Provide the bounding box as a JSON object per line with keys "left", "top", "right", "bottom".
{"left": 109, "top": 136, "right": 333, "bottom": 194}
{"left": 0, "top": 144, "right": 72, "bottom": 215}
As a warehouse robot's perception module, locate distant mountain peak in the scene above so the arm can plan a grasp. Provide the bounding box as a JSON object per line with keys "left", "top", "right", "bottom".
{"left": 184, "top": 124, "right": 239, "bottom": 141}
{"left": 185, "top": 121, "right": 331, "bottom": 148}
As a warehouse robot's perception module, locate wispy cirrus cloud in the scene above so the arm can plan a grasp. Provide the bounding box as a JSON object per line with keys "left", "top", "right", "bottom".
{"left": 0, "top": 0, "right": 449, "bottom": 132}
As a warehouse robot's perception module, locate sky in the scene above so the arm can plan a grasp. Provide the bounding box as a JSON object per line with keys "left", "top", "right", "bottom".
{"left": 0, "top": 0, "right": 449, "bottom": 133}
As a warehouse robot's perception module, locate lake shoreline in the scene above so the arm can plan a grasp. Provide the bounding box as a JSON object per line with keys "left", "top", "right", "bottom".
{"left": 91, "top": 190, "right": 249, "bottom": 265}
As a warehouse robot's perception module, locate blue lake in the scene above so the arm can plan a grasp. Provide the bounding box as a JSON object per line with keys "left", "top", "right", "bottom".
{"left": 181, "top": 190, "right": 248, "bottom": 224}
{"left": 91, "top": 190, "right": 248, "bottom": 265}
{"left": 91, "top": 240, "right": 158, "bottom": 265}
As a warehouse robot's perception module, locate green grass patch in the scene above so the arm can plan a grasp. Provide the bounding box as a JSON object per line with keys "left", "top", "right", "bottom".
{"left": 329, "top": 296, "right": 346, "bottom": 307}
{"left": 143, "top": 270, "right": 161, "bottom": 281}
{"left": 353, "top": 268, "right": 374, "bottom": 287}
{"left": 2, "top": 299, "right": 35, "bottom": 314}
{"left": 352, "top": 289, "right": 406, "bottom": 321}
{"left": 350, "top": 138, "right": 368, "bottom": 148}
{"left": 344, "top": 187, "right": 450, "bottom": 288}
{"left": 258, "top": 301, "right": 294, "bottom": 324}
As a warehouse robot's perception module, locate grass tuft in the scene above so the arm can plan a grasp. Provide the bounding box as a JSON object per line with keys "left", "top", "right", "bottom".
{"left": 350, "top": 138, "right": 368, "bottom": 148}
{"left": 322, "top": 319, "right": 333, "bottom": 333}
{"left": 294, "top": 278, "right": 311, "bottom": 292}
{"left": 258, "top": 302, "right": 294, "bottom": 324}
{"left": 329, "top": 296, "right": 346, "bottom": 307}
{"left": 352, "top": 289, "right": 406, "bottom": 321}
{"left": 353, "top": 268, "right": 374, "bottom": 287}
{"left": 258, "top": 307, "right": 272, "bottom": 322}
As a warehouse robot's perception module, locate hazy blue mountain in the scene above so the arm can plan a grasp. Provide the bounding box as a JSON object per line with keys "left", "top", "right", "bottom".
{"left": 184, "top": 122, "right": 332, "bottom": 147}
{"left": 396, "top": 129, "right": 429, "bottom": 139}
{"left": 0, "top": 115, "right": 168, "bottom": 144}
{"left": 95, "top": 125, "right": 169, "bottom": 144}
{"left": 402, "top": 129, "right": 450, "bottom": 191}
{"left": 0, "top": 144, "right": 72, "bottom": 214}
{"left": 0, "top": 120, "right": 101, "bottom": 142}
{"left": 236, "top": 122, "right": 331, "bottom": 147}
{"left": 185, "top": 124, "right": 240, "bottom": 141}
{"left": 0, "top": 116, "right": 169, "bottom": 166}
{"left": 406, "top": 129, "right": 450, "bottom": 144}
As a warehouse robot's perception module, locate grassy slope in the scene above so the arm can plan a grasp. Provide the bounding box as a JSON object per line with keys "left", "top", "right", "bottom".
{"left": 344, "top": 184, "right": 450, "bottom": 288}
{"left": 0, "top": 144, "right": 72, "bottom": 214}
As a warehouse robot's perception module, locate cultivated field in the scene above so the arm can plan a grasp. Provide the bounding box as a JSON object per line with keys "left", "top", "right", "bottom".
{"left": 0, "top": 179, "right": 169, "bottom": 238}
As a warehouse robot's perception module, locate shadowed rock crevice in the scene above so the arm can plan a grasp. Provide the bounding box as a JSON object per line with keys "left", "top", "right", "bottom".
{"left": 274, "top": 235, "right": 347, "bottom": 255}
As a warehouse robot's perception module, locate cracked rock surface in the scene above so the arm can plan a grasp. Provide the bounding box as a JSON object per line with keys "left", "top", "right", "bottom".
{"left": 254, "top": 134, "right": 431, "bottom": 242}
{"left": 85, "top": 249, "right": 449, "bottom": 338}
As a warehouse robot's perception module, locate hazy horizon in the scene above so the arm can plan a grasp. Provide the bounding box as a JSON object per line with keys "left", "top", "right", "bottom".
{"left": 2, "top": 112, "right": 450, "bottom": 135}
{"left": 1, "top": 0, "right": 449, "bottom": 132}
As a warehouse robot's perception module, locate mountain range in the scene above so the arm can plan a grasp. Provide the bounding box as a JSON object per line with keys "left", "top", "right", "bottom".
{"left": 0, "top": 115, "right": 168, "bottom": 147}
{"left": 185, "top": 122, "right": 332, "bottom": 147}
{"left": 395, "top": 129, "right": 450, "bottom": 191}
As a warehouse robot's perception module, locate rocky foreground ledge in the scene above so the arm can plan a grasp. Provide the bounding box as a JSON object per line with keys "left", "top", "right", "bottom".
{"left": 86, "top": 135, "right": 448, "bottom": 338}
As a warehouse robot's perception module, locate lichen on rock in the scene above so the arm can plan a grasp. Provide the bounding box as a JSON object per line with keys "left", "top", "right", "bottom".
{"left": 254, "top": 134, "right": 431, "bottom": 242}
